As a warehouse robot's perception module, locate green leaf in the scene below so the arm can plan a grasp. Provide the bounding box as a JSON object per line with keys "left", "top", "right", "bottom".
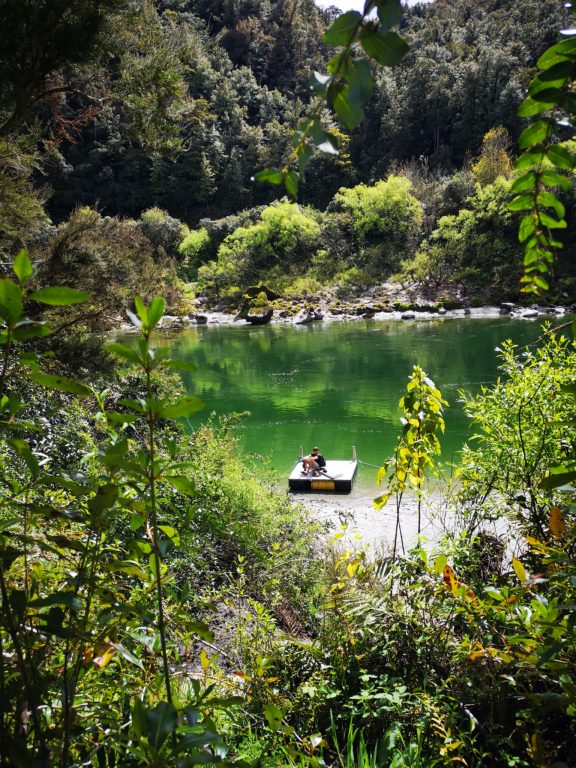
{"left": 13, "top": 249, "right": 33, "bottom": 284}
{"left": 161, "top": 358, "right": 199, "bottom": 372}
{"left": 100, "top": 441, "right": 130, "bottom": 471}
{"left": 538, "top": 37, "right": 576, "bottom": 69}
{"left": 158, "top": 524, "right": 181, "bottom": 546}
{"left": 12, "top": 323, "right": 51, "bottom": 342}
{"left": 530, "top": 87, "right": 563, "bottom": 104}
{"left": 326, "top": 51, "right": 346, "bottom": 76}
{"left": 0, "top": 278, "right": 23, "bottom": 325}
{"left": 508, "top": 194, "right": 533, "bottom": 212}
{"left": 346, "top": 59, "right": 374, "bottom": 108}
{"left": 186, "top": 620, "right": 214, "bottom": 642}
{"left": 164, "top": 475, "right": 196, "bottom": 495}
{"left": 8, "top": 438, "right": 39, "bottom": 476}
{"left": 263, "top": 703, "right": 284, "bottom": 733}
{"left": 284, "top": 170, "right": 300, "bottom": 199}
{"left": 176, "top": 731, "right": 223, "bottom": 752}
{"left": 134, "top": 296, "right": 148, "bottom": 327}
{"left": 529, "top": 73, "right": 568, "bottom": 94}
{"left": 29, "top": 371, "right": 92, "bottom": 396}
{"left": 310, "top": 71, "right": 331, "bottom": 95}
{"left": 107, "top": 411, "right": 140, "bottom": 426}
{"left": 518, "top": 120, "right": 551, "bottom": 149}
{"left": 518, "top": 215, "right": 536, "bottom": 243}
{"left": 106, "top": 343, "right": 143, "bottom": 366}
{"left": 107, "top": 560, "right": 148, "bottom": 578}
{"left": 147, "top": 298, "right": 165, "bottom": 330}
{"left": 132, "top": 699, "right": 145, "bottom": 739}
{"left": 361, "top": 29, "right": 408, "bottom": 66}
{"left": 160, "top": 396, "right": 204, "bottom": 418}
{"left": 538, "top": 212, "right": 567, "bottom": 229}
{"left": 536, "top": 190, "right": 565, "bottom": 219}
{"left": 540, "top": 464, "right": 576, "bottom": 491}
{"left": 529, "top": 274, "right": 550, "bottom": 291}
{"left": 29, "top": 591, "right": 83, "bottom": 611}
{"left": 517, "top": 97, "right": 554, "bottom": 118}
{"left": 114, "top": 642, "right": 144, "bottom": 670}
{"left": 323, "top": 11, "right": 362, "bottom": 46}
{"left": 433, "top": 554, "right": 447, "bottom": 575}
{"left": 297, "top": 142, "right": 314, "bottom": 174}
{"left": 539, "top": 168, "right": 571, "bottom": 190}
{"left": 377, "top": 0, "right": 402, "bottom": 30}
{"left": 118, "top": 398, "right": 146, "bottom": 413}
{"left": 510, "top": 171, "right": 536, "bottom": 193}
{"left": 88, "top": 484, "right": 119, "bottom": 514}
{"left": 29, "top": 286, "right": 90, "bottom": 306}
{"left": 144, "top": 702, "right": 178, "bottom": 750}
{"left": 515, "top": 150, "right": 545, "bottom": 169}
{"left": 332, "top": 87, "right": 364, "bottom": 130}
{"left": 0, "top": 418, "right": 42, "bottom": 432}
{"left": 546, "top": 144, "right": 576, "bottom": 170}
{"left": 538, "top": 59, "right": 575, "bottom": 80}
{"left": 255, "top": 168, "right": 283, "bottom": 185}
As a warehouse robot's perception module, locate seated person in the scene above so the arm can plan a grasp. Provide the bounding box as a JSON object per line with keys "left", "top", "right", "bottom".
{"left": 302, "top": 447, "right": 326, "bottom": 476}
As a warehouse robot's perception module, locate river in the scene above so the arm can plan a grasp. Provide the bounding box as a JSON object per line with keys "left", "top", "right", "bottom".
{"left": 158, "top": 313, "right": 559, "bottom": 495}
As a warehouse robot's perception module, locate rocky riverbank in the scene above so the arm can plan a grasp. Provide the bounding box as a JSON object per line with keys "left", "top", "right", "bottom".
{"left": 118, "top": 280, "right": 571, "bottom": 331}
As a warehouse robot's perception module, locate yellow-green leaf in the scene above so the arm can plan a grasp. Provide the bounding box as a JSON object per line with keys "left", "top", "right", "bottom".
{"left": 512, "top": 556, "right": 528, "bottom": 583}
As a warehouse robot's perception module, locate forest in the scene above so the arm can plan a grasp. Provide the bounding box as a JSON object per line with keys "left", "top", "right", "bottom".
{"left": 1, "top": 0, "right": 576, "bottom": 766}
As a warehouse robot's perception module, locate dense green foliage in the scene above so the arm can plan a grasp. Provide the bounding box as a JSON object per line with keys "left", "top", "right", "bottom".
{"left": 11, "top": 0, "right": 563, "bottom": 223}
{"left": 0, "top": 260, "right": 323, "bottom": 765}
{"left": 2, "top": 2, "right": 576, "bottom": 767}
{"left": 1, "top": 0, "right": 575, "bottom": 310}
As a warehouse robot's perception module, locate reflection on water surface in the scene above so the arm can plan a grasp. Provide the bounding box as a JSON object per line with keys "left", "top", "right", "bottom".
{"left": 157, "top": 317, "right": 554, "bottom": 492}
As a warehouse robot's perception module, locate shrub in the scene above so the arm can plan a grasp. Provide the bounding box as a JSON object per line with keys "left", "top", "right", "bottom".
{"left": 330, "top": 176, "right": 423, "bottom": 275}
{"left": 139, "top": 206, "right": 187, "bottom": 260}
{"left": 178, "top": 226, "right": 212, "bottom": 279}
{"left": 199, "top": 201, "right": 321, "bottom": 296}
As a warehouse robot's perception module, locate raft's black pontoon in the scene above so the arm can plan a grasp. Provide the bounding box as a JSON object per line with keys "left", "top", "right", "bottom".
{"left": 288, "top": 448, "right": 358, "bottom": 493}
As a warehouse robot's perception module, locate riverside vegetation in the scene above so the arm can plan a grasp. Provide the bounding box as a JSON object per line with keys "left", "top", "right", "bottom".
{"left": 2, "top": 0, "right": 576, "bottom": 320}
{"left": 1, "top": 0, "right": 576, "bottom": 767}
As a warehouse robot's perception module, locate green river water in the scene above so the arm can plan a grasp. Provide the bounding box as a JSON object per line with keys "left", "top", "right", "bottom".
{"left": 159, "top": 315, "right": 555, "bottom": 493}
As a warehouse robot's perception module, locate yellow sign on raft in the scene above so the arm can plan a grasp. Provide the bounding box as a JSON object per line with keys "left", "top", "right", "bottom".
{"left": 311, "top": 480, "right": 335, "bottom": 491}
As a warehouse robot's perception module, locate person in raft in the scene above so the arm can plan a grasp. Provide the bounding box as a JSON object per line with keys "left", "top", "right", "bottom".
{"left": 302, "top": 447, "right": 326, "bottom": 476}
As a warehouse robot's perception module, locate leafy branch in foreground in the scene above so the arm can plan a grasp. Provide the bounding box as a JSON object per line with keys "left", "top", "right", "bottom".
{"left": 256, "top": 0, "right": 407, "bottom": 198}
{"left": 509, "top": 23, "right": 576, "bottom": 294}
{"left": 374, "top": 365, "right": 447, "bottom": 558}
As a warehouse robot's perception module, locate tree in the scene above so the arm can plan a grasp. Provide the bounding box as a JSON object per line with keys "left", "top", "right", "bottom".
{"left": 0, "top": 0, "right": 121, "bottom": 136}
{"left": 0, "top": 135, "right": 48, "bottom": 252}
{"left": 198, "top": 200, "right": 321, "bottom": 295}
{"left": 471, "top": 126, "right": 514, "bottom": 186}
{"left": 422, "top": 177, "right": 520, "bottom": 292}
{"left": 330, "top": 176, "right": 422, "bottom": 275}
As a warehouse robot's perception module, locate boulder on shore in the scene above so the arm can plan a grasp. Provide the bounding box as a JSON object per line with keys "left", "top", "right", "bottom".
{"left": 294, "top": 308, "right": 324, "bottom": 325}
{"left": 521, "top": 308, "right": 539, "bottom": 318}
{"left": 246, "top": 308, "right": 273, "bottom": 325}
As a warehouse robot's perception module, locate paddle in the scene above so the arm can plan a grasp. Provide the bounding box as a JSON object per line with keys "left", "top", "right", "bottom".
{"left": 319, "top": 469, "right": 342, "bottom": 480}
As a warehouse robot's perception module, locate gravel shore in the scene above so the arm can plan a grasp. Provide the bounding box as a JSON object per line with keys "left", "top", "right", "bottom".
{"left": 298, "top": 489, "right": 450, "bottom": 554}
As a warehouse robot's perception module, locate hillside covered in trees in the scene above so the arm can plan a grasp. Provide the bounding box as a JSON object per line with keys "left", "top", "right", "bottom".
{"left": 2, "top": 0, "right": 575, "bottom": 319}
